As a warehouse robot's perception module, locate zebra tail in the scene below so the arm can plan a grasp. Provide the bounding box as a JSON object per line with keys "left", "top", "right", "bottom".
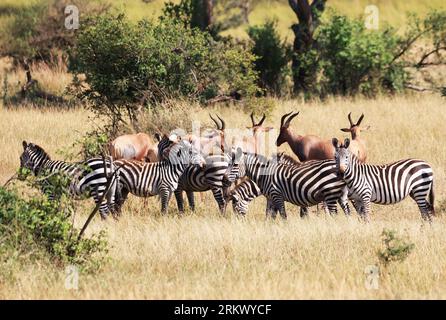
{"left": 428, "top": 181, "right": 435, "bottom": 215}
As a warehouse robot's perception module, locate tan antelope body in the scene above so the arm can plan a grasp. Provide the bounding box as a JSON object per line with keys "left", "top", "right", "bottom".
{"left": 109, "top": 133, "right": 158, "bottom": 162}
{"left": 276, "top": 112, "right": 335, "bottom": 161}
{"left": 341, "top": 113, "right": 367, "bottom": 163}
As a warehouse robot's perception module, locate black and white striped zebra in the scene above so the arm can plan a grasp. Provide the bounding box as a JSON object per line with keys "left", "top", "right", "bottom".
{"left": 332, "top": 138, "right": 435, "bottom": 221}
{"left": 231, "top": 148, "right": 350, "bottom": 219}
{"left": 227, "top": 153, "right": 326, "bottom": 217}
{"left": 113, "top": 139, "right": 206, "bottom": 214}
{"left": 19, "top": 141, "right": 116, "bottom": 218}
{"left": 157, "top": 134, "right": 236, "bottom": 214}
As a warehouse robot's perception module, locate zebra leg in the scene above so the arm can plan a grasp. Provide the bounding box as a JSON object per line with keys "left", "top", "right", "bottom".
{"left": 186, "top": 191, "right": 196, "bottom": 211}
{"left": 337, "top": 199, "right": 351, "bottom": 216}
{"left": 265, "top": 199, "right": 275, "bottom": 218}
{"left": 211, "top": 187, "right": 226, "bottom": 214}
{"left": 325, "top": 199, "right": 338, "bottom": 215}
{"left": 271, "top": 195, "right": 287, "bottom": 220}
{"left": 160, "top": 188, "right": 172, "bottom": 214}
{"left": 300, "top": 207, "right": 309, "bottom": 218}
{"left": 174, "top": 189, "right": 185, "bottom": 214}
{"left": 339, "top": 186, "right": 351, "bottom": 216}
{"left": 114, "top": 187, "right": 129, "bottom": 216}
{"left": 410, "top": 191, "right": 433, "bottom": 223}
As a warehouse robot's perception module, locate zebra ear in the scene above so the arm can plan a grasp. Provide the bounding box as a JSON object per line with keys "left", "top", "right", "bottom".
{"left": 22, "top": 141, "right": 28, "bottom": 150}
{"left": 344, "top": 138, "right": 350, "bottom": 148}
{"left": 154, "top": 133, "right": 161, "bottom": 142}
{"left": 332, "top": 138, "right": 339, "bottom": 148}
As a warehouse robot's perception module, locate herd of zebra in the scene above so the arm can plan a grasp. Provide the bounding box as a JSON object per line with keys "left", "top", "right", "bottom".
{"left": 18, "top": 111, "right": 435, "bottom": 222}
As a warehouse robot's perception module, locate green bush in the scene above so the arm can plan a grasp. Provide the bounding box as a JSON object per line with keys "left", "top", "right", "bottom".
{"left": 0, "top": 186, "right": 108, "bottom": 272}
{"left": 0, "top": 0, "right": 109, "bottom": 64}
{"left": 316, "top": 13, "right": 407, "bottom": 96}
{"left": 248, "top": 20, "right": 291, "bottom": 95}
{"left": 70, "top": 13, "right": 259, "bottom": 109}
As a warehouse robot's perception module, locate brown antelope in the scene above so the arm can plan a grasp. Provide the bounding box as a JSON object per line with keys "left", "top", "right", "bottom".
{"left": 340, "top": 113, "right": 367, "bottom": 163}
{"left": 109, "top": 132, "right": 159, "bottom": 162}
{"left": 172, "top": 114, "right": 226, "bottom": 156}
{"left": 231, "top": 113, "right": 273, "bottom": 154}
{"left": 276, "top": 112, "right": 335, "bottom": 161}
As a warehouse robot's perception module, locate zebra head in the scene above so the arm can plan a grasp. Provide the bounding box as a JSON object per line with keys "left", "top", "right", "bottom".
{"left": 19, "top": 141, "right": 50, "bottom": 178}
{"left": 332, "top": 138, "right": 351, "bottom": 176}
{"left": 167, "top": 140, "right": 206, "bottom": 168}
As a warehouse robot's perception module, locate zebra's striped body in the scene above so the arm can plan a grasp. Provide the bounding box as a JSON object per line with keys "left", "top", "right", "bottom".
{"left": 233, "top": 150, "right": 350, "bottom": 219}
{"left": 333, "top": 138, "right": 434, "bottom": 221}
{"left": 157, "top": 135, "right": 235, "bottom": 214}
{"left": 113, "top": 140, "right": 205, "bottom": 213}
{"left": 19, "top": 141, "right": 116, "bottom": 218}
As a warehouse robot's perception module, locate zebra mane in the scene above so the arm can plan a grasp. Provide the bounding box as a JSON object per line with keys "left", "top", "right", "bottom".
{"left": 28, "top": 143, "right": 51, "bottom": 160}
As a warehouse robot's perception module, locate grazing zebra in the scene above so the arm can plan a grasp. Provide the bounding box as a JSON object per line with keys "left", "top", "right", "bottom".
{"left": 230, "top": 148, "right": 350, "bottom": 219}
{"left": 157, "top": 134, "right": 236, "bottom": 214}
{"left": 332, "top": 138, "right": 435, "bottom": 222}
{"left": 19, "top": 141, "right": 116, "bottom": 218}
{"left": 113, "top": 139, "right": 206, "bottom": 214}
{"left": 226, "top": 153, "right": 320, "bottom": 217}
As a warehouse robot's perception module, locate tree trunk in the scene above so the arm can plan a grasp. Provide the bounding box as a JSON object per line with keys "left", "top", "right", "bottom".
{"left": 288, "top": 0, "right": 326, "bottom": 95}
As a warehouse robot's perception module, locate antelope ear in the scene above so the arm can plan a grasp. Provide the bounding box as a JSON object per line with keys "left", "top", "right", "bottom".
{"left": 344, "top": 138, "right": 350, "bottom": 149}
{"left": 332, "top": 138, "right": 339, "bottom": 148}
{"left": 340, "top": 128, "right": 350, "bottom": 132}
{"left": 22, "top": 141, "right": 28, "bottom": 150}
{"left": 263, "top": 127, "right": 274, "bottom": 132}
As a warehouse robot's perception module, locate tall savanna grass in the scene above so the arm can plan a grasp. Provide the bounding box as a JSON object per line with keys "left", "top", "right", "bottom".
{"left": 1, "top": 93, "right": 445, "bottom": 299}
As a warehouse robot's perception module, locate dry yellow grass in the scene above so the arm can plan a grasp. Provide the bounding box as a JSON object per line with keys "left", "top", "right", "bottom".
{"left": 0, "top": 94, "right": 446, "bottom": 299}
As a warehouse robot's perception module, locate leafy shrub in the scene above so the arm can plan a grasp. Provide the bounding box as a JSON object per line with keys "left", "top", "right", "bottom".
{"left": 248, "top": 20, "right": 291, "bottom": 95}
{"left": 0, "top": 185, "right": 108, "bottom": 272}
{"left": 0, "top": 0, "right": 109, "bottom": 64}
{"left": 316, "top": 13, "right": 407, "bottom": 96}
{"left": 377, "top": 229, "right": 415, "bottom": 268}
{"left": 70, "top": 13, "right": 259, "bottom": 110}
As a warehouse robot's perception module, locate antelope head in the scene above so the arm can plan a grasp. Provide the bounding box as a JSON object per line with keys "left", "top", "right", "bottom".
{"left": 341, "top": 112, "right": 368, "bottom": 140}
{"left": 208, "top": 113, "right": 226, "bottom": 153}
{"left": 276, "top": 111, "right": 299, "bottom": 147}
{"left": 247, "top": 112, "right": 273, "bottom": 137}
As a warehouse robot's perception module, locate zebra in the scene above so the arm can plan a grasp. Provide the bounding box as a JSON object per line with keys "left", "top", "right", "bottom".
{"left": 19, "top": 141, "right": 117, "bottom": 218}
{"left": 332, "top": 138, "right": 435, "bottom": 222}
{"left": 112, "top": 139, "right": 206, "bottom": 214}
{"left": 230, "top": 148, "right": 350, "bottom": 219}
{"left": 156, "top": 134, "right": 237, "bottom": 214}
{"left": 226, "top": 153, "right": 324, "bottom": 217}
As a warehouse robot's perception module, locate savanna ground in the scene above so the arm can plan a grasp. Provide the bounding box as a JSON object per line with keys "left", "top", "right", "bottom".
{"left": 1, "top": 94, "right": 445, "bottom": 299}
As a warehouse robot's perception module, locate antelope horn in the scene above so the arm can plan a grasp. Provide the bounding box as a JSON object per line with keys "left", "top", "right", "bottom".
{"left": 280, "top": 112, "right": 293, "bottom": 127}
{"left": 258, "top": 113, "right": 266, "bottom": 126}
{"left": 216, "top": 114, "right": 226, "bottom": 131}
{"left": 348, "top": 112, "right": 353, "bottom": 126}
{"left": 285, "top": 111, "right": 299, "bottom": 127}
{"left": 356, "top": 113, "right": 364, "bottom": 126}
{"left": 250, "top": 112, "right": 255, "bottom": 127}
{"left": 209, "top": 113, "right": 220, "bottom": 130}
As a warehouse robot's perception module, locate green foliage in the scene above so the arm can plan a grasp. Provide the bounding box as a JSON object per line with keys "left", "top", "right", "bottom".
{"left": 248, "top": 19, "right": 291, "bottom": 95}
{"left": 377, "top": 229, "right": 415, "bottom": 268}
{"left": 316, "top": 13, "right": 407, "bottom": 96}
{"left": 0, "top": 186, "right": 108, "bottom": 272}
{"left": 70, "top": 13, "right": 259, "bottom": 110}
{"left": 0, "top": 0, "right": 109, "bottom": 63}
